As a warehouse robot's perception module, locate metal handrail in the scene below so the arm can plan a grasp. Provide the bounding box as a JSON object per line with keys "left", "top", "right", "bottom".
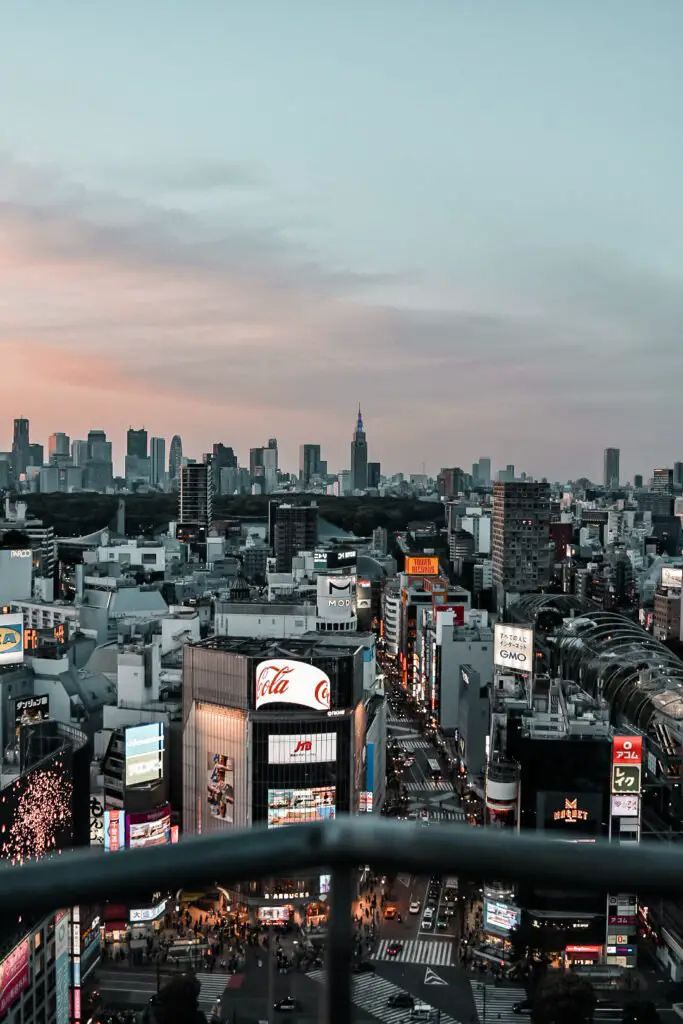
{"left": 0, "top": 819, "right": 678, "bottom": 1024}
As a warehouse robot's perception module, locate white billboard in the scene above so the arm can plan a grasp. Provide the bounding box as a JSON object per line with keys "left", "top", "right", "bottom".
{"left": 494, "top": 624, "right": 534, "bottom": 670}
{"left": 316, "top": 575, "right": 356, "bottom": 621}
{"left": 0, "top": 613, "right": 24, "bottom": 666}
{"left": 661, "top": 567, "right": 683, "bottom": 590}
{"left": 124, "top": 723, "right": 164, "bottom": 787}
{"left": 268, "top": 733, "right": 337, "bottom": 764}
{"left": 255, "top": 660, "right": 331, "bottom": 711}
{"left": 611, "top": 794, "right": 640, "bottom": 817}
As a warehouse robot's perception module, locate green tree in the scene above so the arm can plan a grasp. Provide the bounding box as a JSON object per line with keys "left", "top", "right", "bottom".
{"left": 531, "top": 973, "right": 596, "bottom": 1024}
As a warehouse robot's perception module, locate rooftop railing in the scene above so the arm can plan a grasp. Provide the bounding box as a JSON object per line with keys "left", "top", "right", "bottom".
{"left": 0, "top": 819, "right": 679, "bottom": 1024}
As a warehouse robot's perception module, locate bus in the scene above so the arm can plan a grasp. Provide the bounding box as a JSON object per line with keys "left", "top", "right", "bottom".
{"left": 427, "top": 758, "right": 442, "bottom": 780}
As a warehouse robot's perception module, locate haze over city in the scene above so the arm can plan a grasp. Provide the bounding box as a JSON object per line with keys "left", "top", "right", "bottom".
{"left": 1, "top": 2, "right": 682, "bottom": 478}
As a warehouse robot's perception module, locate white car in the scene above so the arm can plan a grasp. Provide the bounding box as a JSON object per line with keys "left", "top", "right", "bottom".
{"left": 409, "top": 900, "right": 421, "bottom": 914}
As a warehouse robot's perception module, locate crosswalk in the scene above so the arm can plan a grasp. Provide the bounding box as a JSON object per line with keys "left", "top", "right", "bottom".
{"left": 308, "top": 969, "right": 462, "bottom": 1024}
{"left": 398, "top": 739, "right": 431, "bottom": 750}
{"left": 429, "top": 809, "right": 466, "bottom": 821}
{"left": 405, "top": 780, "right": 453, "bottom": 792}
{"left": 198, "top": 972, "right": 241, "bottom": 1011}
{"left": 374, "top": 938, "right": 455, "bottom": 965}
{"left": 470, "top": 983, "right": 525, "bottom": 1023}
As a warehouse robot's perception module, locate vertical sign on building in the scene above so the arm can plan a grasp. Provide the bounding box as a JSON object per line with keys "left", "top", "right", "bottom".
{"left": 70, "top": 905, "right": 82, "bottom": 1023}
{"left": 606, "top": 736, "right": 642, "bottom": 969}
{"left": 55, "top": 909, "right": 70, "bottom": 1024}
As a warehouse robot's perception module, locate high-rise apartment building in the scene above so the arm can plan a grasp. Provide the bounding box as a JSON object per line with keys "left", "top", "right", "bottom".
{"left": 179, "top": 458, "right": 213, "bottom": 533}
{"left": 478, "top": 457, "right": 492, "bottom": 486}
{"left": 299, "top": 444, "right": 322, "bottom": 486}
{"left": 150, "top": 437, "right": 166, "bottom": 487}
{"left": 86, "top": 430, "right": 113, "bottom": 490}
{"left": 169, "top": 435, "right": 183, "bottom": 481}
{"left": 127, "top": 427, "right": 148, "bottom": 459}
{"left": 268, "top": 501, "right": 318, "bottom": 572}
{"left": 12, "top": 417, "right": 29, "bottom": 477}
{"left": 492, "top": 481, "right": 551, "bottom": 609}
{"left": 604, "top": 447, "right": 620, "bottom": 489}
{"left": 653, "top": 467, "right": 674, "bottom": 494}
{"left": 367, "top": 462, "right": 381, "bottom": 489}
{"left": 262, "top": 446, "right": 278, "bottom": 494}
{"left": 350, "top": 406, "right": 368, "bottom": 491}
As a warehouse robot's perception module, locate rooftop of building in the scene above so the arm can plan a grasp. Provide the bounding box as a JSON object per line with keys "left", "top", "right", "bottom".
{"left": 215, "top": 599, "right": 315, "bottom": 616}
{"left": 192, "top": 634, "right": 364, "bottom": 659}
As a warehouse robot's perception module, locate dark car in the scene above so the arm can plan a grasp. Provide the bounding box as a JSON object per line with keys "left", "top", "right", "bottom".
{"left": 387, "top": 942, "right": 403, "bottom": 957}
{"left": 388, "top": 993, "right": 414, "bottom": 1009}
{"left": 274, "top": 997, "right": 301, "bottom": 1012}
{"left": 512, "top": 1000, "right": 533, "bottom": 1016}
{"left": 353, "top": 961, "right": 376, "bottom": 973}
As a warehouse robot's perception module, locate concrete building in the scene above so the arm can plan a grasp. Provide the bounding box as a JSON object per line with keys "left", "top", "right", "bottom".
{"left": 299, "top": 444, "right": 322, "bottom": 486}
{"left": 604, "top": 447, "right": 620, "bottom": 489}
{"left": 178, "top": 459, "right": 213, "bottom": 535}
{"left": 492, "top": 481, "right": 551, "bottom": 610}
{"left": 150, "top": 437, "right": 166, "bottom": 487}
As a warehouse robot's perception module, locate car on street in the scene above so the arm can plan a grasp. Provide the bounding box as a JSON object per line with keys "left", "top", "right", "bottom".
{"left": 512, "top": 999, "right": 533, "bottom": 1015}
{"left": 273, "top": 998, "right": 301, "bottom": 1013}
{"left": 384, "top": 906, "right": 397, "bottom": 920}
{"left": 404, "top": 756, "right": 416, "bottom": 767}
{"left": 387, "top": 993, "right": 414, "bottom": 1009}
{"left": 409, "top": 900, "right": 421, "bottom": 914}
{"left": 420, "top": 809, "right": 429, "bottom": 822}
{"left": 437, "top": 914, "right": 449, "bottom": 930}
{"left": 387, "top": 942, "right": 403, "bottom": 957}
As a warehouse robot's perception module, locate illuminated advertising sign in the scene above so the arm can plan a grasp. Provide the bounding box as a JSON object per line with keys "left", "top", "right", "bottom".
{"left": 405, "top": 556, "right": 439, "bottom": 576}
{"left": 0, "top": 940, "right": 29, "bottom": 1016}
{"left": 494, "top": 624, "right": 533, "bottom": 669}
{"left": 14, "top": 694, "right": 49, "bottom": 741}
{"left": 356, "top": 579, "right": 372, "bottom": 610}
{"left": 127, "top": 806, "right": 171, "bottom": 849}
{"left": 125, "top": 723, "right": 164, "bottom": 788}
{"left": 611, "top": 794, "right": 640, "bottom": 817}
{"left": 661, "top": 566, "right": 683, "bottom": 590}
{"left": 90, "top": 794, "right": 105, "bottom": 846}
{"left": 55, "top": 909, "right": 70, "bottom": 1024}
{"left": 130, "top": 901, "right": 167, "bottom": 923}
{"left": 255, "top": 660, "right": 331, "bottom": 711}
{"left": 207, "top": 753, "right": 234, "bottom": 823}
{"left": 9, "top": 549, "right": 31, "bottom": 559}
{"left": 258, "top": 907, "right": 290, "bottom": 923}
{"left": 483, "top": 899, "right": 521, "bottom": 936}
{"left": 171, "top": 825, "right": 179, "bottom": 843}
{"left": 268, "top": 733, "right": 337, "bottom": 765}
{"left": 552, "top": 797, "right": 590, "bottom": 823}
{"left": 0, "top": 613, "right": 24, "bottom": 665}
{"left": 0, "top": 747, "right": 73, "bottom": 864}
{"left": 611, "top": 764, "right": 641, "bottom": 794}
{"left": 320, "top": 874, "right": 331, "bottom": 895}
{"left": 359, "top": 791, "right": 373, "bottom": 813}
{"left": 267, "top": 787, "right": 336, "bottom": 828}
{"left": 317, "top": 574, "right": 357, "bottom": 621}
{"left": 314, "top": 549, "right": 357, "bottom": 570}
{"left": 104, "top": 810, "right": 124, "bottom": 851}
{"left": 612, "top": 736, "right": 642, "bottom": 765}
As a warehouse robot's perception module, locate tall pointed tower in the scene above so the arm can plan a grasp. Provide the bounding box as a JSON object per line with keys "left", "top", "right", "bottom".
{"left": 350, "top": 404, "right": 368, "bottom": 491}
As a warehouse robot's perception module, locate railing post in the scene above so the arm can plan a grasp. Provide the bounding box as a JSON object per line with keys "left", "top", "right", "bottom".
{"left": 326, "top": 866, "right": 354, "bottom": 1024}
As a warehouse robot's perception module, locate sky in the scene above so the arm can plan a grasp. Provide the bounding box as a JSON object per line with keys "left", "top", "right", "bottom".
{"left": 1, "top": 1, "right": 682, "bottom": 481}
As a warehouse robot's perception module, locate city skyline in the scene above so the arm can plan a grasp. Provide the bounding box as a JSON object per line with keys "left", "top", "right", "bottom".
{"left": 1, "top": 4, "right": 682, "bottom": 477}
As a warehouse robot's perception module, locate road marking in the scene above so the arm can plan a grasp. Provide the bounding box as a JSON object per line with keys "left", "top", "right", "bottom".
{"left": 308, "top": 970, "right": 462, "bottom": 1024}
{"left": 397, "top": 874, "right": 412, "bottom": 887}
{"left": 374, "top": 938, "right": 455, "bottom": 966}
{"left": 424, "top": 967, "right": 449, "bottom": 985}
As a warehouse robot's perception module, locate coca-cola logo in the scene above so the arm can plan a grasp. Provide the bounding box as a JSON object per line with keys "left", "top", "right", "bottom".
{"left": 255, "top": 659, "right": 332, "bottom": 711}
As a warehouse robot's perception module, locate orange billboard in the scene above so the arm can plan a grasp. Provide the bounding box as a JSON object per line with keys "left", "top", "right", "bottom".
{"left": 405, "top": 556, "right": 440, "bottom": 576}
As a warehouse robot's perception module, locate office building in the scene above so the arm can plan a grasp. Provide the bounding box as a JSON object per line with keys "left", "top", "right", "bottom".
{"left": 86, "top": 430, "right": 113, "bottom": 491}
{"left": 12, "top": 417, "right": 29, "bottom": 477}
{"left": 634, "top": 474, "right": 643, "bottom": 490}
{"left": 127, "top": 427, "right": 148, "bottom": 459}
{"left": 250, "top": 447, "right": 264, "bottom": 482}
{"left": 604, "top": 447, "right": 620, "bottom": 489}
{"left": 178, "top": 458, "right": 213, "bottom": 536}
{"left": 27, "top": 444, "right": 43, "bottom": 469}
{"left": 674, "top": 463, "right": 683, "bottom": 490}
{"left": 150, "top": 437, "right": 166, "bottom": 487}
{"left": 492, "top": 481, "right": 551, "bottom": 608}
{"left": 48, "top": 433, "right": 70, "bottom": 462}
{"left": 653, "top": 467, "right": 674, "bottom": 494}
{"left": 267, "top": 438, "right": 278, "bottom": 470}
{"left": 299, "top": 444, "right": 322, "bottom": 486}
{"left": 71, "top": 440, "right": 88, "bottom": 467}
{"left": 269, "top": 501, "right": 318, "bottom": 572}
{"left": 478, "top": 457, "right": 492, "bottom": 486}
{"left": 350, "top": 406, "right": 368, "bottom": 491}
{"left": 367, "top": 462, "right": 381, "bottom": 489}
{"left": 168, "top": 435, "right": 183, "bottom": 481}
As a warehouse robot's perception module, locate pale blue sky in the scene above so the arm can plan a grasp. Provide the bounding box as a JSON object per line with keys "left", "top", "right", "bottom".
{"left": 1, "top": 1, "right": 681, "bottom": 479}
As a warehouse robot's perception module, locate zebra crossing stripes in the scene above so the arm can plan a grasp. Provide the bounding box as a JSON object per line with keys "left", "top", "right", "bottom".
{"left": 405, "top": 780, "right": 453, "bottom": 792}
{"left": 470, "top": 983, "right": 525, "bottom": 1023}
{"left": 374, "top": 938, "right": 454, "bottom": 966}
{"left": 198, "top": 973, "right": 239, "bottom": 1010}
{"left": 398, "top": 739, "right": 431, "bottom": 750}
{"left": 430, "top": 809, "right": 466, "bottom": 821}
{"left": 307, "top": 969, "right": 462, "bottom": 1024}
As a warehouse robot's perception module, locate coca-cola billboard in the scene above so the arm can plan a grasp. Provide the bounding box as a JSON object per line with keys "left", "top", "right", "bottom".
{"left": 255, "top": 660, "right": 331, "bottom": 711}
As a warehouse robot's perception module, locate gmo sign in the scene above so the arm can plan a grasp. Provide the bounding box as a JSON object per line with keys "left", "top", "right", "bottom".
{"left": 494, "top": 624, "right": 534, "bottom": 671}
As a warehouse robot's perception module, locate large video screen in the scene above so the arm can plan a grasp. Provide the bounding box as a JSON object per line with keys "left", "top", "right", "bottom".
{"left": 484, "top": 899, "right": 521, "bottom": 936}
{"left": 126, "top": 805, "right": 171, "bottom": 849}
{"left": 0, "top": 747, "right": 73, "bottom": 865}
{"left": 267, "top": 787, "right": 336, "bottom": 828}
{"left": 207, "top": 753, "right": 234, "bottom": 823}
{"left": 125, "top": 723, "right": 164, "bottom": 788}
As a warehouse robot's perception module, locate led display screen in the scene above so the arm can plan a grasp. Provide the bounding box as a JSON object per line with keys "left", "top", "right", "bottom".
{"left": 126, "top": 805, "right": 171, "bottom": 849}
{"left": 125, "top": 723, "right": 164, "bottom": 788}
{"left": 267, "top": 787, "right": 336, "bottom": 828}
{"left": 0, "top": 747, "right": 73, "bottom": 865}
{"left": 207, "top": 753, "right": 234, "bottom": 823}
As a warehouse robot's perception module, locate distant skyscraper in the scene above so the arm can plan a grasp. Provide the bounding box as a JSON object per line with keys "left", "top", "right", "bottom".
{"left": 12, "top": 417, "right": 29, "bottom": 477}
{"left": 367, "top": 462, "right": 381, "bottom": 489}
{"left": 71, "top": 439, "right": 88, "bottom": 467}
{"left": 299, "top": 444, "right": 322, "bottom": 486}
{"left": 350, "top": 405, "right": 368, "bottom": 491}
{"left": 179, "top": 458, "right": 212, "bottom": 531}
{"left": 269, "top": 501, "right": 318, "bottom": 572}
{"left": 150, "top": 437, "right": 166, "bottom": 487}
{"left": 478, "top": 457, "right": 492, "bottom": 486}
{"left": 492, "top": 480, "right": 551, "bottom": 610}
{"left": 673, "top": 462, "right": 683, "bottom": 489}
{"left": 86, "top": 429, "right": 113, "bottom": 490}
{"left": 604, "top": 448, "right": 620, "bottom": 489}
{"left": 267, "top": 438, "right": 279, "bottom": 471}
{"left": 27, "top": 443, "right": 43, "bottom": 468}
{"left": 127, "top": 427, "right": 148, "bottom": 459}
{"left": 169, "top": 435, "right": 183, "bottom": 480}
{"left": 48, "top": 432, "right": 70, "bottom": 464}
{"left": 653, "top": 467, "right": 674, "bottom": 494}
{"left": 634, "top": 474, "right": 643, "bottom": 490}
